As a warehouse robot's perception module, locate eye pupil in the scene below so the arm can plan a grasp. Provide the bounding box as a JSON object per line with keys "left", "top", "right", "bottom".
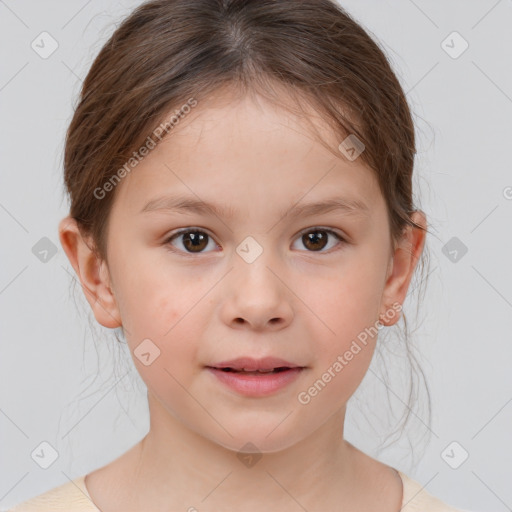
{"left": 183, "top": 231, "right": 208, "bottom": 252}
{"left": 169, "top": 227, "right": 341, "bottom": 255}
{"left": 303, "top": 230, "right": 328, "bottom": 251}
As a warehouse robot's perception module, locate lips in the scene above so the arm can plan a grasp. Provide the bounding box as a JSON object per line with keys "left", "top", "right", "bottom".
{"left": 207, "top": 356, "right": 303, "bottom": 373}
{"left": 206, "top": 359, "right": 305, "bottom": 396}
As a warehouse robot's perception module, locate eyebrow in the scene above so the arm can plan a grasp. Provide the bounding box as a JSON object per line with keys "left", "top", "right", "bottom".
{"left": 140, "top": 193, "right": 371, "bottom": 219}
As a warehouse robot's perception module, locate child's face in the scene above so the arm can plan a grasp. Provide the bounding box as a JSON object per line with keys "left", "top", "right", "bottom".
{"left": 63, "top": 91, "right": 423, "bottom": 453}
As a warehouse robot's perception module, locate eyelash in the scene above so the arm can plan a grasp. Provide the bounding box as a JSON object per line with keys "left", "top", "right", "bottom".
{"left": 163, "top": 226, "right": 347, "bottom": 256}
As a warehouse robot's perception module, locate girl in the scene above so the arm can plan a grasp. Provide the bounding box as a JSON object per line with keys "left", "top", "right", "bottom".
{"left": 8, "top": 0, "right": 470, "bottom": 510}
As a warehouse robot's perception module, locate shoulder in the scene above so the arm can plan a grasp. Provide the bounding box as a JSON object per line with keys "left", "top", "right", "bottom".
{"left": 398, "top": 471, "right": 472, "bottom": 512}
{"left": 5, "top": 475, "right": 100, "bottom": 512}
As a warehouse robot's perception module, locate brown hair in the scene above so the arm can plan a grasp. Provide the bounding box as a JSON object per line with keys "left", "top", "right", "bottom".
{"left": 62, "top": 0, "right": 432, "bottom": 455}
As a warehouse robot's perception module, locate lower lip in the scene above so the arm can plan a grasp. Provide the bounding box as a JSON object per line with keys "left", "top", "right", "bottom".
{"left": 206, "top": 367, "right": 304, "bottom": 397}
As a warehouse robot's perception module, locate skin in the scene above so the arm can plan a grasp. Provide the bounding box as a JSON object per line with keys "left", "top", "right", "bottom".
{"left": 59, "top": 89, "right": 426, "bottom": 512}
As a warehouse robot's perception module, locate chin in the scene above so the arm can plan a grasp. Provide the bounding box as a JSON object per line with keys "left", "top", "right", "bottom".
{"left": 209, "top": 428, "right": 303, "bottom": 455}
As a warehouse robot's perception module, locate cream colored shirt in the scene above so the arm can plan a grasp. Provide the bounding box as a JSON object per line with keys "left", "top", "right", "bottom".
{"left": 5, "top": 470, "right": 469, "bottom": 511}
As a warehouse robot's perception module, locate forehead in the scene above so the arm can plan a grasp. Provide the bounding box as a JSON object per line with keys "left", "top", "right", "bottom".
{"left": 111, "top": 90, "right": 382, "bottom": 218}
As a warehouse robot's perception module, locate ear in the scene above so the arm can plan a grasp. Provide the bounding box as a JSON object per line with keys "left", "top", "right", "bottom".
{"left": 379, "top": 211, "right": 427, "bottom": 326}
{"left": 58, "top": 216, "right": 122, "bottom": 329}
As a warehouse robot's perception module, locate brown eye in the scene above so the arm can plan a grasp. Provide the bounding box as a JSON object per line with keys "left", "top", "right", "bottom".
{"left": 166, "top": 229, "right": 216, "bottom": 254}
{"left": 302, "top": 230, "right": 328, "bottom": 251}
{"left": 165, "top": 227, "right": 345, "bottom": 256}
{"left": 293, "top": 228, "right": 345, "bottom": 253}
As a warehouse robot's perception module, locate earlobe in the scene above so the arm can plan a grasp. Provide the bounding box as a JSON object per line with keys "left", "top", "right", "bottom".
{"left": 58, "top": 216, "right": 122, "bottom": 329}
{"left": 379, "top": 211, "right": 427, "bottom": 326}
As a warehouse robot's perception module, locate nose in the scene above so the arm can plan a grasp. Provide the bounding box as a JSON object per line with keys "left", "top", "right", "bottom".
{"left": 220, "top": 252, "right": 294, "bottom": 332}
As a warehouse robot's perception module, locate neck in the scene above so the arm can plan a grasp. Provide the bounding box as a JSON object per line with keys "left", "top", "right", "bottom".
{"left": 124, "top": 392, "right": 360, "bottom": 511}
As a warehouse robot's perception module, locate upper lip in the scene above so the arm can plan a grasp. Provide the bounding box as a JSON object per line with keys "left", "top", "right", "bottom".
{"left": 208, "top": 356, "right": 303, "bottom": 371}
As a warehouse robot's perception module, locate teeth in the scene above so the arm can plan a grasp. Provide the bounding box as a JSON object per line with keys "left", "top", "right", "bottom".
{"left": 217, "top": 367, "right": 293, "bottom": 373}
{"left": 223, "top": 368, "right": 277, "bottom": 373}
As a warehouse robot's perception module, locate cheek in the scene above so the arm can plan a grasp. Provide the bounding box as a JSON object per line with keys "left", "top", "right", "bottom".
{"left": 296, "top": 256, "right": 384, "bottom": 394}
{"left": 134, "top": 286, "right": 200, "bottom": 352}
{"left": 301, "top": 261, "right": 384, "bottom": 340}
{"left": 115, "top": 258, "right": 198, "bottom": 332}
{"left": 299, "top": 287, "right": 380, "bottom": 412}
{"left": 124, "top": 285, "right": 202, "bottom": 405}
{"left": 114, "top": 262, "right": 204, "bottom": 370}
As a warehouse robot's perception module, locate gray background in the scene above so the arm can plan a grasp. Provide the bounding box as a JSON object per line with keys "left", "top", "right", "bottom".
{"left": 1, "top": 1, "right": 511, "bottom": 510}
